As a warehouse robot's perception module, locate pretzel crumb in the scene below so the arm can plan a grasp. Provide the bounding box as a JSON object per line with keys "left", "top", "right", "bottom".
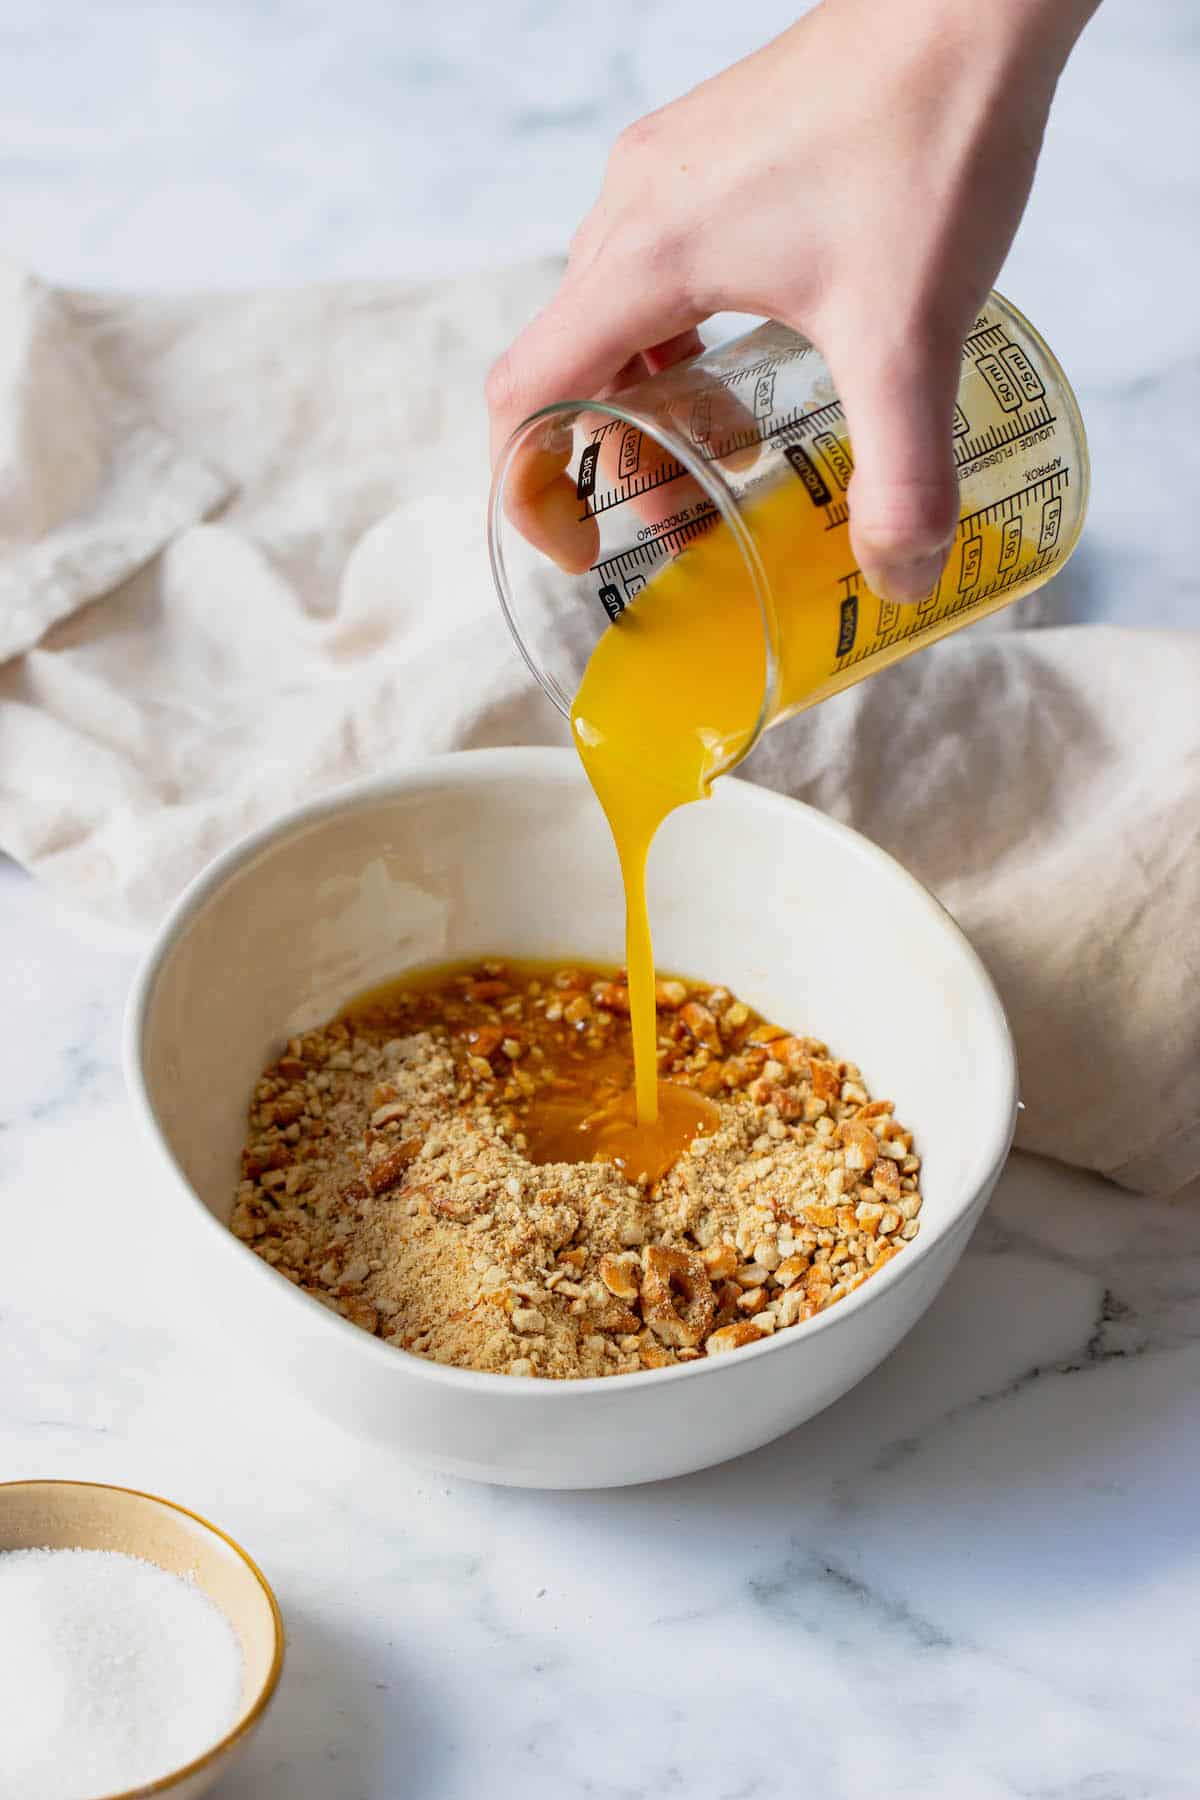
{"left": 230, "top": 959, "right": 921, "bottom": 1379}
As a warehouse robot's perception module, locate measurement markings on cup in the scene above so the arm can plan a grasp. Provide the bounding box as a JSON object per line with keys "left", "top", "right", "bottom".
{"left": 590, "top": 507, "right": 721, "bottom": 616}
{"left": 959, "top": 535, "right": 983, "bottom": 592}
{"left": 577, "top": 428, "right": 691, "bottom": 521}
{"left": 998, "top": 516, "right": 1023, "bottom": 574}
{"left": 832, "top": 466, "right": 1073, "bottom": 670}
{"left": 954, "top": 398, "right": 1057, "bottom": 467}
{"left": 578, "top": 388, "right": 863, "bottom": 525}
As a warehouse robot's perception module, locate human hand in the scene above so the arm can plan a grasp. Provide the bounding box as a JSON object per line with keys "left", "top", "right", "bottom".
{"left": 487, "top": 0, "right": 1098, "bottom": 602}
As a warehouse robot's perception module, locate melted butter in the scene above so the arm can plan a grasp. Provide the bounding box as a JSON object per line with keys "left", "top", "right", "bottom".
{"left": 571, "top": 492, "right": 769, "bottom": 1135}
{"left": 522, "top": 1082, "right": 720, "bottom": 1185}
{"left": 341, "top": 956, "right": 733, "bottom": 1183}
{"left": 572, "top": 512, "right": 767, "bottom": 1130}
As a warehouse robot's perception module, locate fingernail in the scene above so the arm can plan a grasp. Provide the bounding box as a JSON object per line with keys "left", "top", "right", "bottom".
{"left": 873, "top": 548, "right": 948, "bottom": 605}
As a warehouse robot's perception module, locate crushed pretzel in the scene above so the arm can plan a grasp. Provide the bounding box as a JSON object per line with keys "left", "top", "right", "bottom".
{"left": 229, "top": 959, "right": 921, "bottom": 1379}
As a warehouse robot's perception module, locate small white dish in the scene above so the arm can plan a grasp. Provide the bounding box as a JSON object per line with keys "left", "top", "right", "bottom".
{"left": 0, "top": 1479, "right": 283, "bottom": 1799}
{"left": 125, "top": 748, "right": 1016, "bottom": 1488}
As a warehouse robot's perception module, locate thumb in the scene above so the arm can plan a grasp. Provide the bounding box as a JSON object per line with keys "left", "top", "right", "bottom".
{"left": 822, "top": 326, "right": 962, "bottom": 604}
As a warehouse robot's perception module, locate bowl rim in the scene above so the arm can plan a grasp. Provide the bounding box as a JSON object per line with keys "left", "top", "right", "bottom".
{"left": 0, "top": 1477, "right": 285, "bottom": 1797}
{"left": 124, "top": 744, "right": 1018, "bottom": 1398}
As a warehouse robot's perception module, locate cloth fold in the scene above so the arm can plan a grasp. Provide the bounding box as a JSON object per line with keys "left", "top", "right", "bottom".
{"left": 743, "top": 626, "right": 1200, "bottom": 1195}
{"left": 0, "top": 265, "right": 230, "bottom": 662}
{"left": 0, "top": 262, "right": 1196, "bottom": 1196}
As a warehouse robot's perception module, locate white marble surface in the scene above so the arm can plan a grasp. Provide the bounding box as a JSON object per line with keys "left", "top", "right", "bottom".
{"left": 3, "top": 1, "right": 1200, "bottom": 1795}
{"left": 7, "top": 863, "right": 1200, "bottom": 1798}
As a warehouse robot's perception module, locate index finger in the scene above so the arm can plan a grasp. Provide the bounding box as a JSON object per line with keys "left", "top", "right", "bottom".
{"left": 487, "top": 276, "right": 704, "bottom": 463}
{"left": 488, "top": 276, "right": 707, "bottom": 573}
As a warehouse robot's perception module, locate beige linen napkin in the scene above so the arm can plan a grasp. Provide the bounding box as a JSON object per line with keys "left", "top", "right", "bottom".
{"left": 0, "top": 263, "right": 1196, "bottom": 1196}
{"left": 743, "top": 627, "right": 1200, "bottom": 1195}
{"left": 0, "top": 265, "right": 229, "bottom": 662}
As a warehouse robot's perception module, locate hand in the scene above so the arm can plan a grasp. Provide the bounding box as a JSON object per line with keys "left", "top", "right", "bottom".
{"left": 487, "top": 0, "right": 1098, "bottom": 602}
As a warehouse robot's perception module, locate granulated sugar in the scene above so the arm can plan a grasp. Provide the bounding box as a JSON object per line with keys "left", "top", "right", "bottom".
{"left": 0, "top": 1547, "right": 243, "bottom": 1799}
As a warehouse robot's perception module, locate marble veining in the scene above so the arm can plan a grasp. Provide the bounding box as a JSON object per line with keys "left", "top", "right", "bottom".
{"left": 2, "top": 0, "right": 1199, "bottom": 1793}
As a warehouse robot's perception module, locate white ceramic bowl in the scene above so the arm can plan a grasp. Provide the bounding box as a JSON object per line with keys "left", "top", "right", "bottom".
{"left": 125, "top": 748, "right": 1016, "bottom": 1489}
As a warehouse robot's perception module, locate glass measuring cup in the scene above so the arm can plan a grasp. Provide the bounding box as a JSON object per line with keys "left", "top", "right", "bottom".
{"left": 488, "top": 291, "right": 1089, "bottom": 763}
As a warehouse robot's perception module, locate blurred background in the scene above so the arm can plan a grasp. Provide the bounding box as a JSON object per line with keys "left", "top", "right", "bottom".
{"left": 3, "top": 0, "right": 1197, "bottom": 623}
